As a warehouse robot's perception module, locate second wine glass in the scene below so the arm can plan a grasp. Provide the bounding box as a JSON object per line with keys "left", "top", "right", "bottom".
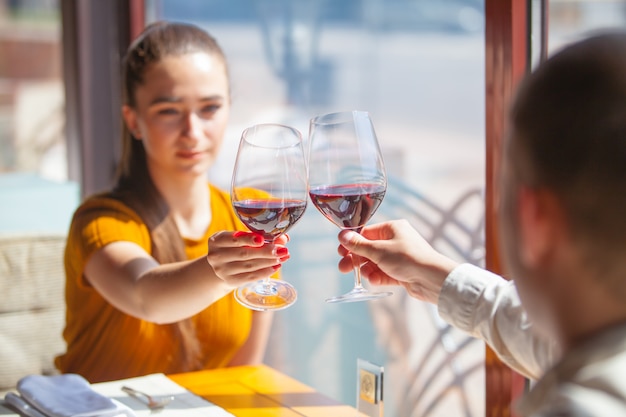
{"left": 307, "top": 110, "right": 393, "bottom": 303}
{"left": 231, "top": 123, "right": 308, "bottom": 311}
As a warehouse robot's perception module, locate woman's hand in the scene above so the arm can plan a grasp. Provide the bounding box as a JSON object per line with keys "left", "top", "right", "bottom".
{"left": 207, "top": 231, "right": 290, "bottom": 287}
{"left": 337, "top": 219, "right": 459, "bottom": 304}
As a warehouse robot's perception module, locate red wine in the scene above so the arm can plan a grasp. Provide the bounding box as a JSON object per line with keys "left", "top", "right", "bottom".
{"left": 233, "top": 199, "right": 307, "bottom": 241}
{"left": 309, "top": 184, "right": 386, "bottom": 230}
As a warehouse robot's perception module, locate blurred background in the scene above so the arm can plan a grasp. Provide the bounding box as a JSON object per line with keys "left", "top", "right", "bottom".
{"left": 1, "top": 0, "right": 626, "bottom": 416}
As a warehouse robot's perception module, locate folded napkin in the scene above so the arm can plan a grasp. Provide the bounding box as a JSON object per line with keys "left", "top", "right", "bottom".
{"left": 4, "top": 374, "right": 135, "bottom": 417}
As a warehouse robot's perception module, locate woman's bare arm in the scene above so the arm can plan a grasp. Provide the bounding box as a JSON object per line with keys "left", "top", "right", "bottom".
{"left": 84, "top": 232, "right": 288, "bottom": 323}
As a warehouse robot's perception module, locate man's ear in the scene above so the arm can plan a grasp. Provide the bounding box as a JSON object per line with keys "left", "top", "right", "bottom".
{"left": 121, "top": 105, "right": 141, "bottom": 139}
{"left": 517, "top": 186, "right": 560, "bottom": 268}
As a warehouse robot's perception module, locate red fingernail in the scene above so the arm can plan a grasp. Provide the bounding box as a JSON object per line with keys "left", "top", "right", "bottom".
{"left": 276, "top": 247, "right": 288, "bottom": 256}
{"left": 272, "top": 264, "right": 282, "bottom": 271}
{"left": 233, "top": 231, "right": 248, "bottom": 238}
{"left": 279, "top": 255, "right": 290, "bottom": 262}
{"left": 253, "top": 234, "right": 264, "bottom": 244}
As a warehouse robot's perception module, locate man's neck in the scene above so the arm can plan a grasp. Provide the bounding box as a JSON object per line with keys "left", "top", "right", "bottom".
{"left": 555, "top": 277, "right": 626, "bottom": 352}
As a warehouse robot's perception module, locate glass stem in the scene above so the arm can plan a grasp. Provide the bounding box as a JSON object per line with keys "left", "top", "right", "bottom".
{"left": 352, "top": 255, "right": 365, "bottom": 290}
{"left": 256, "top": 277, "right": 275, "bottom": 295}
{"left": 351, "top": 227, "right": 365, "bottom": 290}
{"left": 263, "top": 238, "right": 275, "bottom": 288}
{"left": 263, "top": 276, "right": 274, "bottom": 292}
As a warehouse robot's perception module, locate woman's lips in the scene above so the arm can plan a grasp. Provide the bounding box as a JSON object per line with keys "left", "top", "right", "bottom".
{"left": 177, "top": 150, "right": 205, "bottom": 159}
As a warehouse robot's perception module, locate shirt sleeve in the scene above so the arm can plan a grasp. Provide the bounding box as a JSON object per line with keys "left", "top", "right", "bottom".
{"left": 437, "top": 263, "right": 559, "bottom": 380}
{"left": 66, "top": 197, "right": 152, "bottom": 289}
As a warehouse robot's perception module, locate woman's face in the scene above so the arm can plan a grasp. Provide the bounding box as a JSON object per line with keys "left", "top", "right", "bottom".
{"left": 123, "top": 51, "right": 230, "bottom": 180}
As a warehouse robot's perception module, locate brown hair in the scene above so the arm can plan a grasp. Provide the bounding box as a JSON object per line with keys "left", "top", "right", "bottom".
{"left": 112, "top": 21, "right": 228, "bottom": 372}
{"left": 508, "top": 31, "right": 626, "bottom": 295}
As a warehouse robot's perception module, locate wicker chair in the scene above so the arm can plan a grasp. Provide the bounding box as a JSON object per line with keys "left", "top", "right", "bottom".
{"left": 0, "top": 233, "right": 66, "bottom": 391}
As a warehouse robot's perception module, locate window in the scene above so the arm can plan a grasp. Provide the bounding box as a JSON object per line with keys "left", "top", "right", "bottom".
{"left": 0, "top": 0, "right": 64, "bottom": 178}
{"left": 0, "top": 0, "right": 77, "bottom": 235}
{"left": 146, "top": 1, "right": 486, "bottom": 415}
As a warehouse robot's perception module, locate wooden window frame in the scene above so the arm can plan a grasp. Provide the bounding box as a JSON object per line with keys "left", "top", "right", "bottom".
{"left": 485, "top": 0, "right": 530, "bottom": 415}
{"left": 61, "top": 0, "right": 142, "bottom": 198}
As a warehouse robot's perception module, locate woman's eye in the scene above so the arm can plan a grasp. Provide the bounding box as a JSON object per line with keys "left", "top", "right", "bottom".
{"left": 201, "top": 104, "right": 221, "bottom": 115}
{"left": 157, "top": 108, "right": 179, "bottom": 116}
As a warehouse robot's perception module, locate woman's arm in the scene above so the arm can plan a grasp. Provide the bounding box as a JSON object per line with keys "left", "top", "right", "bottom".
{"left": 84, "top": 232, "right": 287, "bottom": 324}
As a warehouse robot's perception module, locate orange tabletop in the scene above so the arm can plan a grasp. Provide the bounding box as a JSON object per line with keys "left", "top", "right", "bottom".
{"left": 169, "top": 364, "right": 365, "bottom": 417}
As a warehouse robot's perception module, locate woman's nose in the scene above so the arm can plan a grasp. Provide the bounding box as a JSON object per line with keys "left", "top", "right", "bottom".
{"left": 182, "top": 112, "right": 205, "bottom": 141}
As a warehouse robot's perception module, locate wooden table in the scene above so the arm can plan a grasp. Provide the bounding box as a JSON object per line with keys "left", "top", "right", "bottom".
{"left": 0, "top": 365, "right": 365, "bottom": 417}
{"left": 170, "top": 364, "right": 364, "bottom": 417}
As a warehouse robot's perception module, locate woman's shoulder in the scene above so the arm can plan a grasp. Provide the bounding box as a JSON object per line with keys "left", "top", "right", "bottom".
{"left": 73, "top": 192, "right": 143, "bottom": 223}
{"left": 67, "top": 191, "right": 151, "bottom": 253}
{"left": 69, "top": 192, "right": 149, "bottom": 240}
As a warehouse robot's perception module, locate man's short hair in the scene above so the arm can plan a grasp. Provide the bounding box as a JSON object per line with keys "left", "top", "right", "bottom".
{"left": 508, "top": 31, "right": 626, "bottom": 291}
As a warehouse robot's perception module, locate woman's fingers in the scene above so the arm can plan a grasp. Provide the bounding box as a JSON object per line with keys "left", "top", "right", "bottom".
{"left": 212, "top": 263, "right": 282, "bottom": 287}
{"left": 210, "top": 231, "right": 286, "bottom": 256}
{"left": 227, "top": 230, "right": 265, "bottom": 246}
{"left": 207, "top": 231, "right": 290, "bottom": 286}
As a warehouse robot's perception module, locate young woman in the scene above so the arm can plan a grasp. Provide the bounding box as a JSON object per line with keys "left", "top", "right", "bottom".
{"left": 55, "top": 21, "right": 289, "bottom": 382}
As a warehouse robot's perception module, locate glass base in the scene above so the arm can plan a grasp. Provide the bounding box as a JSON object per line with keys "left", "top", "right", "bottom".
{"left": 234, "top": 279, "right": 297, "bottom": 311}
{"left": 325, "top": 286, "right": 393, "bottom": 303}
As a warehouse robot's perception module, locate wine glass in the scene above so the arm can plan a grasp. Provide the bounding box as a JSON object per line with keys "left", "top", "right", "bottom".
{"left": 307, "top": 110, "right": 393, "bottom": 303}
{"left": 231, "top": 123, "right": 308, "bottom": 311}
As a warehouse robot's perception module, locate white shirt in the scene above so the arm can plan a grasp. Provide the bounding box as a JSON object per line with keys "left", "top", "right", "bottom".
{"left": 437, "top": 263, "right": 626, "bottom": 416}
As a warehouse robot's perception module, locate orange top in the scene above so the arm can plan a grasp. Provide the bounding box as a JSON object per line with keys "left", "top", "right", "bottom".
{"left": 55, "top": 184, "right": 253, "bottom": 383}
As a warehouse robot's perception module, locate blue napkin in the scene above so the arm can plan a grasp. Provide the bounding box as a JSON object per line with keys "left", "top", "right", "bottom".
{"left": 4, "top": 374, "right": 135, "bottom": 417}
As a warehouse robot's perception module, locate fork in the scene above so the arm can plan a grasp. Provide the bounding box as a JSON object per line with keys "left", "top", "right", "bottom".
{"left": 121, "top": 385, "right": 174, "bottom": 410}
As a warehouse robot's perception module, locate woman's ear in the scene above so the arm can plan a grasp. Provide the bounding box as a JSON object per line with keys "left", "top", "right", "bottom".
{"left": 517, "top": 186, "right": 562, "bottom": 268}
{"left": 122, "top": 105, "right": 141, "bottom": 139}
